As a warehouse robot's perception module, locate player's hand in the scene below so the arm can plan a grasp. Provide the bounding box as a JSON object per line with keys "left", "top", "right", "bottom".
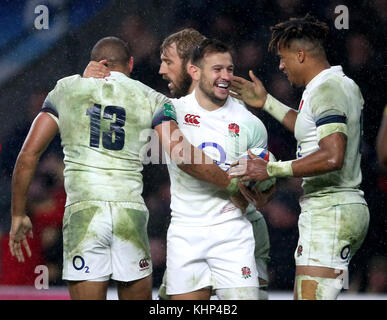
{"left": 9, "top": 215, "right": 33, "bottom": 263}
{"left": 230, "top": 193, "right": 249, "bottom": 214}
{"left": 239, "top": 182, "right": 275, "bottom": 209}
{"left": 230, "top": 70, "right": 268, "bottom": 108}
{"left": 229, "top": 150, "right": 270, "bottom": 182}
{"left": 83, "top": 60, "right": 110, "bottom": 78}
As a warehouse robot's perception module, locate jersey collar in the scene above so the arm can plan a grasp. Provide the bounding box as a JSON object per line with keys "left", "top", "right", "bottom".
{"left": 305, "top": 65, "right": 343, "bottom": 90}
{"left": 190, "top": 89, "right": 232, "bottom": 113}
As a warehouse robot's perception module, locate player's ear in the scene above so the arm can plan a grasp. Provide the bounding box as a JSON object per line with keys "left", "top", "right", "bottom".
{"left": 189, "top": 63, "right": 200, "bottom": 81}
{"left": 297, "top": 49, "right": 305, "bottom": 63}
{"left": 128, "top": 56, "right": 134, "bottom": 73}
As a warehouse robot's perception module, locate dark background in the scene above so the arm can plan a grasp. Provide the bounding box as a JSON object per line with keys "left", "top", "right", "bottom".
{"left": 0, "top": 0, "right": 385, "bottom": 294}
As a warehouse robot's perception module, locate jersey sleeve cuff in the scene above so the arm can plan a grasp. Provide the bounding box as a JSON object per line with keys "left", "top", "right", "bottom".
{"left": 40, "top": 109, "right": 59, "bottom": 125}
{"left": 317, "top": 122, "right": 347, "bottom": 141}
{"left": 151, "top": 103, "right": 177, "bottom": 129}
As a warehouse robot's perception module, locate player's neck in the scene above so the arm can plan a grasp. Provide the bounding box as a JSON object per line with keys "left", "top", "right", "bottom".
{"left": 109, "top": 68, "right": 131, "bottom": 77}
{"left": 304, "top": 60, "right": 331, "bottom": 86}
{"left": 194, "top": 88, "right": 226, "bottom": 111}
{"left": 187, "top": 81, "right": 196, "bottom": 95}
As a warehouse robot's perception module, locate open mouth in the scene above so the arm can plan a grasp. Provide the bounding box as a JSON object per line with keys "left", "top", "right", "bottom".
{"left": 167, "top": 81, "right": 177, "bottom": 92}
{"left": 215, "top": 82, "right": 230, "bottom": 90}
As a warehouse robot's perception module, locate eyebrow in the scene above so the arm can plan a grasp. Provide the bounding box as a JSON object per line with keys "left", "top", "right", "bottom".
{"left": 211, "top": 64, "right": 234, "bottom": 69}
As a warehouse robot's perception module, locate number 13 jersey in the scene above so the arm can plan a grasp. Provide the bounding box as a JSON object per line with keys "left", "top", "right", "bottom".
{"left": 41, "top": 71, "right": 173, "bottom": 206}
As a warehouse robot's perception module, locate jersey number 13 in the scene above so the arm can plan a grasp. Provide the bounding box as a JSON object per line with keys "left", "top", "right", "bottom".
{"left": 86, "top": 104, "right": 126, "bottom": 150}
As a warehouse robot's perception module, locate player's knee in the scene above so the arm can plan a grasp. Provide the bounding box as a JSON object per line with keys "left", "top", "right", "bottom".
{"left": 258, "top": 287, "right": 269, "bottom": 300}
{"left": 295, "top": 275, "right": 343, "bottom": 300}
{"left": 257, "top": 278, "right": 269, "bottom": 300}
{"left": 157, "top": 284, "right": 170, "bottom": 300}
{"left": 216, "top": 287, "right": 259, "bottom": 300}
{"left": 157, "top": 272, "right": 171, "bottom": 300}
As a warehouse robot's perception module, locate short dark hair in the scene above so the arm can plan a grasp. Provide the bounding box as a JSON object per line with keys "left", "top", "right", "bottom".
{"left": 90, "top": 36, "right": 131, "bottom": 67}
{"left": 268, "top": 14, "right": 329, "bottom": 54}
{"left": 160, "top": 28, "right": 206, "bottom": 67}
{"left": 191, "top": 38, "right": 231, "bottom": 67}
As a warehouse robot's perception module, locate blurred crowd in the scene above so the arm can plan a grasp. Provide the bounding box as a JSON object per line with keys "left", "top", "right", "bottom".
{"left": 0, "top": 0, "right": 386, "bottom": 294}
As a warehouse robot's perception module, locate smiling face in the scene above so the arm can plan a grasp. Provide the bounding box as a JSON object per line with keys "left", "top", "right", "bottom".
{"left": 159, "top": 42, "right": 192, "bottom": 98}
{"left": 196, "top": 51, "right": 234, "bottom": 106}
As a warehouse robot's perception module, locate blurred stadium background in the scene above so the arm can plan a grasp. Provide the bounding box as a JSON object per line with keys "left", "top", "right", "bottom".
{"left": 0, "top": 0, "right": 385, "bottom": 299}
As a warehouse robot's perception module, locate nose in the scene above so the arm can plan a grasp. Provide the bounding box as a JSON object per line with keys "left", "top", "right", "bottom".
{"left": 221, "top": 69, "right": 232, "bottom": 81}
{"left": 279, "top": 61, "right": 285, "bottom": 71}
{"left": 159, "top": 62, "right": 167, "bottom": 75}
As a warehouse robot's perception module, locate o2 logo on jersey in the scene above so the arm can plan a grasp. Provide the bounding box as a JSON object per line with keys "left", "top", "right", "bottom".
{"left": 297, "top": 145, "right": 303, "bottom": 158}
{"left": 184, "top": 114, "right": 200, "bottom": 126}
{"left": 198, "top": 142, "right": 226, "bottom": 165}
{"left": 72, "top": 255, "right": 90, "bottom": 273}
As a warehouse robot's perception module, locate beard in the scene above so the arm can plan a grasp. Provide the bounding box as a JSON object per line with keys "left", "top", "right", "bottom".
{"left": 172, "top": 68, "right": 192, "bottom": 98}
{"left": 198, "top": 78, "right": 227, "bottom": 105}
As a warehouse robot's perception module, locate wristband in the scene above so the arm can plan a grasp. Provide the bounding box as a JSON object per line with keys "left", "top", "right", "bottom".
{"left": 226, "top": 177, "right": 240, "bottom": 196}
{"left": 267, "top": 160, "right": 294, "bottom": 177}
{"left": 263, "top": 94, "right": 292, "bottom": 123}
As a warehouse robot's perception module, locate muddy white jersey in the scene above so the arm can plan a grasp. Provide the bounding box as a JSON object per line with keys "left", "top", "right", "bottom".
{"left": 168, "top": 91, "right": 267, "bottom": 226}
{"left": 294, "top": 66, "right": 367, "bottom": 209}
{"left": 41, "top": 72, "right": 174, "bottom": 206}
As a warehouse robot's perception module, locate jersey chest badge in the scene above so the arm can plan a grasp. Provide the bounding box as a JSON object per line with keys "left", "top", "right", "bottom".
{"left": 183, "top": 113, "right": 201, "bottom": 127}
{"left": 228, "top": 123, "right": 240, "bottom": 137}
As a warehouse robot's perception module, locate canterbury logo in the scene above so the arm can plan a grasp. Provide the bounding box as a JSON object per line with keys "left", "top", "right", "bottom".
{"left": 139, "top": 259, "right": 149, "bottom": 269}
{"left": 184, "top": 114, "right": 200, "bottom": 125}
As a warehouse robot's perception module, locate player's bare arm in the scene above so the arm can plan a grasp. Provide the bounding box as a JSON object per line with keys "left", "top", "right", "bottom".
{"left": 376, "top": 106, "right": 387, "bottom": 170}
{"left": 154, "top": 120, "right": 240, "bottom": 196}
{"left": 10, "top": 112, "right": 59, "bottom": 262}
{"left": 231, "top": 70, "right": 298, "bottom": 132}
{"left": 229, "top": 132, "right": 346, "bottom": 181}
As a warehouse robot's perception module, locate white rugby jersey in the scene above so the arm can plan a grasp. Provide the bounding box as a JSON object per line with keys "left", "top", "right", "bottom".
{"left": 41, "top": 72, "right": 174, "bottom": 206}
{"left": 168, "top": 91, "right": 268, "bottom": 226}
{"left": 294, "top": 66, "right": 367, "bottom": 209}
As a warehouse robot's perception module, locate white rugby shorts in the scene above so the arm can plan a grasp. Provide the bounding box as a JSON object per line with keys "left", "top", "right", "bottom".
{"left": 295, "top": 203, "right": 369, "bottom": 270}
{"left": 62, "top": 201, "right": 152, "bottom": 282}
{"left": 166, "top": 216, "right": 259, "bottom": 295}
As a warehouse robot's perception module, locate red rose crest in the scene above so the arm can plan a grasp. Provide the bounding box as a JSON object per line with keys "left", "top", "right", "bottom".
{"left": 297, "top": 245, "right": 303, "bottom": 257}
{"left": 241, "top": 266, "right": 251, "bottom": 279}
{"left": 228, "top": 123, "right": 240, "bottom": 137}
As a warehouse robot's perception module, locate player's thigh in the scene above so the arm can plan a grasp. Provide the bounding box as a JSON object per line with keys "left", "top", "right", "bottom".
{"left": 166, "top": 223, "right": 211, "bottom": 295}
{"left": 67, "top": 280, "right": 110, "bottom": 300}
{"left": 171, "top": 288, "right": 211, "bottom": 300}
{"left": 116, "top": 274, "right": 153, "bottom": 300}
{"left": 250, "top": 217, "right": 270, "bottom": 283}
{"left": 62, "top": 201, "right": 113, "bottom": 281}
{"left": 157, "top": 271, "right": 169, "bottom": 300}
{"left": 111, "top": 203, "right": 153, "bottom": 282}
{"left": 208, "top": 217, "right": 259, "bottom": 293}
{"left": 296, "top": 203, "right": 369, "bottom": 270}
